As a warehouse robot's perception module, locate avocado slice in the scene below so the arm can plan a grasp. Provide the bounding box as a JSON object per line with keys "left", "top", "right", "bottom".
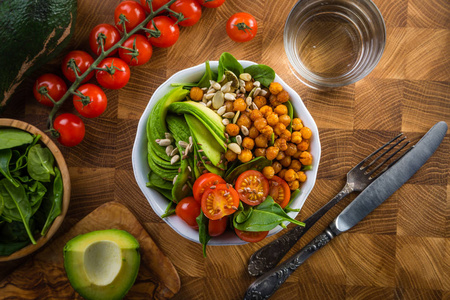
{"left": 63, "top": 229, "right": 140, "bottom": 300}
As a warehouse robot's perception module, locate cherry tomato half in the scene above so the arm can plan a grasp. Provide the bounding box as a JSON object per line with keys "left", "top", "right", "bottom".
{"left": 61, "top": 50, "right": 95, "bottom": 83}
{"left": 268, "top": 176, "right": 291, "bottom": 208}
{"left": 235, "top": 228, "right": 268, "bottom": 243}
{"left": 118, "top": 34, "right": 153, "bottom": 66}
{"left": 226, "top": 12, "right": 258, "bottom": 43}
{"left": 114, "top": 1, "right": 147, "bottom": 32}
{"left": 235, "top": 170, "right": 269, "bottom": 206}
{"left": 33, "top": 74, "right": 67, "bottom": 107}
{"left": 196, "top": 0, "right": 225, "bottom": 8}
{"left": 95, "top": 58, "right": 131, "bottom": 90}
{"left": 53, "top": 113, "right": 85, "bottom": 147}
{"left": 140, "top": 0, "right": 169, "bottom": 13}
{"left": 89, "top": 24, "right": 121, "bottom": 56}
{"left": 209, "top": 217, "right": 228, "bottom": 237}
{"left": 193, "top": 173, "right": 226, "bottom": 203}
{"left": 170, "top": 0, "right": 202, "bottom": 27}
{"left": 201, "top": 184, "right": 239, "bottom": 220}
{"left": 73, "top": 84, "right": 107, "bottom": 118}
{"left": 146, "top": 16, "right": 180, "bottom": 48}
{"left": 176, "top": 196, "right": 201, "bottom": 229}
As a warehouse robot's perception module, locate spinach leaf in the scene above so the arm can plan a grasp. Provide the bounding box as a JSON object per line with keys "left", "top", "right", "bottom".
{"left": 197, "top": 61, "right": 217, "bottom": 88}
{"left": 196, "top": 211, "right": 210, "bottom": 257}
{"left": 235, "top": 201, "right": 253, "bottom": 223}
{"left": 284, "top": 101, "right": 294, "bottom": 132}
{"left": 217, "top": 52, "right": 243, "bottom": 82}
{"left": 0, "top": 129, "right": 34, "bottom": 150}
{"left": 224, "top": 157, "right": 272, "bottom": 183}
{"left": 244, "top": 64, "right": 276, "bottom": 87}
{"left": 0, "top": 178, "right": 36, "bottom": 244}
{"left": 26, "top": 181, "right": 47, "bottom": 207}
{"left": 0, "top": 240, "right": 30, "bottom": 256}
{"left": 11, "top": 134, "right": 40, "bottom": 173}
{"left": 233, "top": 197, "right": 304, "bottom": 232}
{"left": 27, "top": 144, "right": 55, "bottom": 182}
{"left": 285, "top": 189, "right": 301, "bottom": 213}
{"left": 0, "top": 149, "right": 20, "bottom": 187}
{"left": 40, "top": 167, "right": 63, "bottom": 236}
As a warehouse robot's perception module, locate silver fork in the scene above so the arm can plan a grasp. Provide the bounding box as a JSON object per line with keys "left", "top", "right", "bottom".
{"left": 248, "top": 133, "right": 411, "bottom": 276}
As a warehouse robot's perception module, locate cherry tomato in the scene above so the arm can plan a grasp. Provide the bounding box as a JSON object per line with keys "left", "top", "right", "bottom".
{"left": 209, "top": 217, "right": 228, "bottom": 237}
{"left": 118, "top": 34, "right": 153, "bottom": 66}
{"left": 61, "top": 50, "right": 95, "bottom": 83}
{"left": 89, "top": 24, "right": 121, "bottom": 56}
{"left": 235, "top": 170, "right": 269, "bottom": 206}
{"left": 268, "top": 176, "right": 291, "bottom": 208}
{"left": 95, "top": 58, "right": 131, "bottom": 90}
{"left": 114, "top": 1, "right": 146, "bottom": 32}
{"left": 33, "top": 74, "right": 67, "bottom": 107}
{"left": 170, "top": 0, "right": 202, "bottom": 27}
{"left": 73, "top": 84, "right": 107, "bottom": 118}
{"left": 176, "top": 196, "right": 201, "bottom": 229}
{"left": 140, "top": 0, "right": 169, "bottom": 13}
{"left": 226, "top": 12, "right": 258, "bottom": 43}
{"left": 53, "top": 113, "right": 85, "bottom": 147}
{"left": 146, "top": 16, "right": 180, "bottom": 48}
{"left": 193, "top": 173, "right": 226, "bottom": 203}
{"left": 235, "top": 228, "right": 268, "bottom": 243}
{"left": 201, "top": 184, "right": 239, "bottom": 220}
{"left": 196, "top": 0, "right": 225, "bottom": 8}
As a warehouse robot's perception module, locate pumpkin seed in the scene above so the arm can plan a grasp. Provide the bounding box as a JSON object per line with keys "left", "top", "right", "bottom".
{"left": 239, "top": 73, "right": 252, "bottom": 81}
{"left": 212, "top": 91, "right": 224, "bottom": 109}
{"left": 228, "top": 143, "right": 242, "bottom": 154}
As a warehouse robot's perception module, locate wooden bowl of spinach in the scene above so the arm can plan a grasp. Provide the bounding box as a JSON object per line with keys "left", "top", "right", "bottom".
{"left": 0, "top": 119, "right": 70, "bottom": 261}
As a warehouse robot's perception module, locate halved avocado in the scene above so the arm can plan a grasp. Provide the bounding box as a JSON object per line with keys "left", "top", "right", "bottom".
{"left": 63, "top": 229, "right": 140, "bottom": 300}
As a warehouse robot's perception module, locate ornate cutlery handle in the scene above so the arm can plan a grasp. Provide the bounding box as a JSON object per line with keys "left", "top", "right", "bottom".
{"left": 244, "top": 228, "right": 336, "bottom": 300}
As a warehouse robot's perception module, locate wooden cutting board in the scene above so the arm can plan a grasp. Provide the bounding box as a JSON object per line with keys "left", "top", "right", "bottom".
{"left": 0, "top": 202, "right": 180, "bottom": 299}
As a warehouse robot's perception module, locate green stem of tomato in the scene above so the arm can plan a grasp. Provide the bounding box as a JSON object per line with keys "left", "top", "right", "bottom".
{"left": 46, "top": 0, "right": 179, "bottom": 134}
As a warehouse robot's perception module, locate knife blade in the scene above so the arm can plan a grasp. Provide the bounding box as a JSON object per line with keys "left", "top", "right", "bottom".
{"left": 244, "top": 121, "right": 447, "bottom": 300}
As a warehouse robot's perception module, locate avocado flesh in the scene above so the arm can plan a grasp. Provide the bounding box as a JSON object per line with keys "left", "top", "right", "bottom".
{"left": 64, "top": 229, "right": 140, "bottom": 300}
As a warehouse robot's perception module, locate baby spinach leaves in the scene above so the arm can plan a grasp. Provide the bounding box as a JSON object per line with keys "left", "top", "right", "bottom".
{"left": 196, "top": 211, "right": 211, "bottom": 257}
{"left": 0, "top": 149, "right": 19, "bottom": 187}
{"left": 27, "top": 144, "right": 55, "bottom": 182}
{"left": 197, "top": 60, "right": 217, "bottom": 88}
{"left": 41, "top": 167, "right": 63, "bottom": 235}
{"left": 0, "top": 129, "right": 33, "bottom": 150}
{"left": 224, "top": 156, "right": 272, "bottom": 183}
{"left": 243, "top": 64, "right": 275, "bottom": 87}
{"left": 217, "top": 52, "right": 244, "bottom": 82}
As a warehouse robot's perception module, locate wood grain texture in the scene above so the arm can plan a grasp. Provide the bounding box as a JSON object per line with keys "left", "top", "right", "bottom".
{"left": 0, "top": 0, "right": 449, "bottom": 298}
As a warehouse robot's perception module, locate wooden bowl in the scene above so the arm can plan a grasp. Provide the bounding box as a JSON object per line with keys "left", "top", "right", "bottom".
{"left": 0, "top": 119, "right": 70, "bottom": 262}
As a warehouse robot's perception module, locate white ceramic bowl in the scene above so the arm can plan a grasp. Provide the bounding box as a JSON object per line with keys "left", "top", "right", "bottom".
{"left": 132, "top": 60, "right": 321, "bottom": 245}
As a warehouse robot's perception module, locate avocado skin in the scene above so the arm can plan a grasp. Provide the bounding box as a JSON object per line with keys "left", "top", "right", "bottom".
{"left": 63, "top": 229, "right": 140, "bottom": 300}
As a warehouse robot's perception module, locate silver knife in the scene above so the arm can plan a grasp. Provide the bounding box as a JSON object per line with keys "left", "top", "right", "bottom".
{"left": 244, "top": 121, "right": 447, "bottom": 300}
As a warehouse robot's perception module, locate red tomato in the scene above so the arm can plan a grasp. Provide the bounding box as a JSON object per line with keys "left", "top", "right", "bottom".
{"left": 170, "top": 0, "right": 202, "bottom": 27}
{"left": 140, "top": 0, "right": 169, "bottom": 13}
{"left": 268, "top": 176, "right": 291, "bottom": 208}
{"left": 226, "top": 12, "right": 258, "bottom": 43}
{"left": 53, "top": 113, "right": 85, "bottom": 147}
{"left": 61, "top": 50, "right": 95, "bottom": 83}
{"left": 73, "top": 84, "right": 107, "bottom": 118}
{"left": 193, "top": 173, "right": 226, "bottom": 203}
{"left": 201, "top": 184, "right": 239, "bottom": 220}
{"left": 235, "top": 170, "right": 269, "bottom": 206}
{"left": 146, "top": 16, "right": 180, "bottom": 48}
{"left": 89, "top": 24, "right": 121, "bottom": 56}
{"left": 209, "top": 217, "right": 228, "bottom": 237}
{"left": 235, "top": 228, "right": 268, "bottom": 243}
{"left": 118, "top": 34, "right": 153, "bottom": 66}
{"left": 114, "top": 1, "right": 147, "bottom": 32}
{"left": 95, "top": 58, "right": 131, "bottom": 89}
{"left": 33, "top": 74, "right": 67, "bottom": 107}
{"left": 196, "top": 0, "right": 225, "bottom": 8}
{"left": 176, "top": 196, "right": 201, "bottom": 229}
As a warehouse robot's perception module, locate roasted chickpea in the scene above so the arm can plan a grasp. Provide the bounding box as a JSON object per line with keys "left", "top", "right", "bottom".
{"left": 225, "top": 149, "right": 237, "bottom": 161}
{"left": 279, "top": 129, "right": 292, "bottom": 141}
{"left": 233, "top": 98, "right": 247, "bottom": 112}
{"left": 276, "top": 90, "right": 290, "bottom": 103}
{"left": 250, "top": 109, "right": 263, "bottom": 121}
{"left": 260, "top": 125, "right": 274, "bottom": 137}
{"left": 226, "top": 123, "right": 240, "bottom": 136}
{"left": 269, "top": 94, "right": 278, "bottom": 106}
{"left": 238, "top": 149, "right": 253, "bottom": 163}
{"left": 274, "top": 123, "right": 286, "bottom": 136}
{"left": 242, "top": 137, "right": 255, "bottom": 150}
{"left": 244, "top": 80, "right": 254, "bottom": 92}
{"left": 280, "top": 155, "right": 292, "bottom": 168}
{"left": 249, "top": 126, "right": 260, "bottom": 139}
{"left": 272, "top": 161, "right": 282, "bottom": 174}
{"left": 254, "top": 147, "right": 267, "bottom": 157}
{"left": 266, "top": 112, "right": 279, "bottom": 126}
{"left": 190, "top": 87, "right": 204, "bottom": 101}
{"left": 253, "top": 96, "right": 267, "bottom": 108}
{"left": 279, "top": 115, "right": 291, "bottom": 127}
{"left": 300, "top": 127, "right": 312, "bottom": 139}
{"left": 266, "top": 146, "right": 280, "bottom": 160}
{"left": 274, "top": 105, "right": 288, "bottom": 115}
{"left": 255, "top": 135, "right": 269, "bottom": 148}
{"left": 297, "top": 139, "right": 310, "bottom": 151}
{"left": 278, "top": 169, "right": 287, "bottom": 179}
{"left": 262, "top": 166, "right": 275, "bottom": 179}
{"left": 274, "top": 138, "right": 288, "bottom": 151}
{"left": 276, "top": 151, "right": 286, "bottom": 161}
{"left": 289, "top": 180, "right": 300, "bottom": 190}
{"left": 254, "top": 117, "right": 268, "bottom": 131}
{"left": 290, "top": 159, "right": 302, "bottom": 172}
{"left": 260, "top": 105, "right": 273, "bottom": 117}
{"left": 224, "top": 100, "right": 234, "bottom": 112}
{"left": 297, "top": 171, "right": 307, "bottom": 182}
{"left": 269, "top": 82, "right": 283, "bottom": 95}
{"left": 292, "top": 118, "right": 303, "bottom": 131}
{"left": 285, "top": 143, "right": 297, "bottom": 156}
{"left": 299, "top": 151, "right": 312, "bottom": 165}
{"left": 237, "top": 114, "right": 252, "bottom": 129}
{"left": 291, "top": 131, "right": 302, "bottom": 144}
{"left": 284, "top": 169, "right": 297, "bottom": 182}
{"left": 293, "top": 150, "right": 303, "bottom": 159}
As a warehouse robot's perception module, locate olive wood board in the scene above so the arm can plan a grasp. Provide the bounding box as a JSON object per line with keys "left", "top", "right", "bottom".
{"left": 0, "top": 201, "right": 181, "bottom": 299}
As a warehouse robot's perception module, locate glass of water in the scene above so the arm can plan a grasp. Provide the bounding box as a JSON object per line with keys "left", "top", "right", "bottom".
{"left": 284, "top": 0, "right": 386, "bottom": 89}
